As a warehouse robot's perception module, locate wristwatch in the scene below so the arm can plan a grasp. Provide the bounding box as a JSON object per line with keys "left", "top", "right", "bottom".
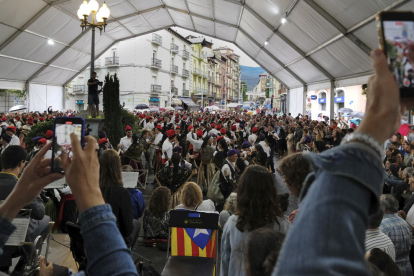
{"left": 341, "top": 132, "right": 383, "bottom": 159}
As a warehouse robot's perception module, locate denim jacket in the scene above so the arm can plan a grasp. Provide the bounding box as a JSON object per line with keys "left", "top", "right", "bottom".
{"left": 273, "top": 143, "right": 383, "bottom": 275}
{"left": 0, "top": 204, "right": 138, "bottom": 276}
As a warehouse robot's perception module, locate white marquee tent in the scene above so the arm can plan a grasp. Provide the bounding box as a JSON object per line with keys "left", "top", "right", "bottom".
{"left": 0, "top": 0, "right": 413, "bottom": 114}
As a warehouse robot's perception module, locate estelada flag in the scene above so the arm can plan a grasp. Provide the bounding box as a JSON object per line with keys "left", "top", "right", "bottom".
{"left": 171, "top": 227, "right": 217, "bottom": 258}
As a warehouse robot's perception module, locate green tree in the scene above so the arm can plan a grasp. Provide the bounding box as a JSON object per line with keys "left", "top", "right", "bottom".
{"left": 265, "top": 88, "right": 270, "bottom": 98}
{"left": 241, "top": 81, "right": 248, "bottom": 102}
{"left": 102, "top": 73, "right": 123, "bottom": 150}
{"left": 24, "top": 120, "right": 53, "bottom": 150}
{"left": 0, "top": 89, "right": 26, "bottom": 100}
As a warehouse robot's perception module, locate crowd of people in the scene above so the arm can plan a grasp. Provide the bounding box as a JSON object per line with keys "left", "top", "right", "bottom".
{"left": 0, "top": 45, "right": 413, "bottom": 276}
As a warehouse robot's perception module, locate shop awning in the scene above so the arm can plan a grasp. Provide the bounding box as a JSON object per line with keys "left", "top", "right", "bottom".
{"left": 180, "top": 97, "right": 198, "bottom": 107}
{"left": 172, "top": 98, "right": 182, "bottom": 105}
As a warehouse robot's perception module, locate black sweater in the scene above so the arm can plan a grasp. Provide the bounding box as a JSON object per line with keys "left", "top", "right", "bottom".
{"left": 103, "top": 185, "right": 134, "bottom": 246}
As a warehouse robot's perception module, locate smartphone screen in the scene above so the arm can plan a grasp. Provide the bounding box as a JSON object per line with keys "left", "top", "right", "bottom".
{"left": 52, "top": 120, "right": 83, "bottom": 173}
{"left": 383, "top": 20, "right": 414, "bottom": 88}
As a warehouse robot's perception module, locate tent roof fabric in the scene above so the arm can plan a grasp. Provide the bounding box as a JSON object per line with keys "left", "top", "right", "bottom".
{"left": 1, "top": 0, "right": 413, "bottom": 89}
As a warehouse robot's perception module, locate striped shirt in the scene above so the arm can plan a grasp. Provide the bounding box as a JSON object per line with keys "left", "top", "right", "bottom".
{"left": 365, "top": 228, "right": 396, "bottom": 261}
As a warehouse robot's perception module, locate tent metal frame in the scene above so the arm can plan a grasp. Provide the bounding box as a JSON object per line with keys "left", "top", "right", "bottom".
{"left": 0, "top": 0, "right": 411, "bottom": 89}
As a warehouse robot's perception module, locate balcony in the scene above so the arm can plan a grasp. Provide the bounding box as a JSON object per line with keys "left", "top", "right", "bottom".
{"left": 171, "top": 65, "right": 178, "bottom": 74}
{"left": 105, "top": 57, "right": 119, "bottom": 66}
{"left": 171, "top": 87, "right": 178, "bottom": 96}
{"left": 151, "top": 84, "right": 161, "bottom": 93}
{"left": 170, "top": 43, "right": 179, "bottom": 53}
{"left": 182, "top": 69, "right": 189, "bottom": 78}
{"left": 193, "top": 68, "right": 201, "bottom": 75}
{"left": 151, "top": 58, "right": 162, "bottom": 69}
{"left": 226, "top": 74, "right": 232, "bottom": 79}
{"left": 202, "top": 72, "right": 208, "bottom": 78}
{"left": 182, "top": 50, "right": 190, "bottom": 59}
{"left": 215, "top": 81, "right": 222, "bottom": 87}
{"left": 208, "top": 75, "right": 215, "bottom": 83}
{"left": 152, "top": 33, "right": 162, "bottom": 45}
{"left": 73, "top": 85, "right": 85, "bottom": 93}
{"left": 201, "top": 88, "right": 208, "bottom": 95}
{"left": 182, "top": 90, "right": 190, "bottom": 97}
{"left": 94, "top": 59, "right": 101, "bottom": 68}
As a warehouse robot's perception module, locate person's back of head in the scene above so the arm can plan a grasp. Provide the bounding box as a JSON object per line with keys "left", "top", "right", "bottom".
{"left": 277, "top": 193, "right": 289, "bottom": 212}
{"left": 180, "top": 182, "right": 202, "bottom": 208}
{"left": 245, "top": 228, "right": 286, "bottom": 276}
{"left": 1, "top": 145, "right": 27, "bottom": 171}
{"left": 148, "top": 186, "right": 171, "bottom": 218}
{"left": 277, "top": 153, "right": 312, "bottom": 197}
{"left": 368, "top": 209, "right": 384, "bottom": 229}
{"left": 235, "top": 158, "right": 246, "bottom": 174}
{"left": 224, "top": 192, "right": 237, "bottom": 214}
{"left": 366, "top": 248, "right": 402, "bottom": 276}
{"left": 236, "top": 165, "right": 282, "bottom": 232}
{"left": 121, "top": 165, "right": 134, "bottom": 172}
{"left": 99, "top": 150, "right": 123, "bottom": 199}
{"left": 380, "top": 194, "right": 399, "bottom": 214}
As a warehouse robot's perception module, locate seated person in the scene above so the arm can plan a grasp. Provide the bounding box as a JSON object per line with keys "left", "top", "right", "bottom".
{"left": 219, "top": 192, "right": 237, "bottom": 229}
{"left": 99, "top": 150, "right": 134, "bottom": 247}
{"left": 0, "top": 146, "right": 50, "bottom": 273}
{"left": 175, "top": 182, "right": 215, "bottom": 212}
{"left": 245, "top": 228, "right": 286, "bottom": 276}
{"left": 143, "top": 186, "right": 171, "bottom": 239}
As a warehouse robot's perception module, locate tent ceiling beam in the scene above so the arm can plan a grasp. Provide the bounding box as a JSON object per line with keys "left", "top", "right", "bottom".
{"left": 0, "top": 53, "right": 78, "bottom": 72}
{"left": 27, "top": 26, "right": 92, "bottom": 83}
{"left": 183, "top": 0, "right": 197, "bottom": 31}
{"left": 107, "top": 6, "right": 164, "bottom": 23}
{"left": 212, "top": 0, "right": 216, "bottom": 37}
{"left": 159, "top": 0, "right": 177, "bottom": 27}
{"left": 49, "top": 0, "right": 71, "bottom": 5}
{"left": 302, "top": 0, "right": 371, "bottom": 56}
{"left": 124, "top": 0, "right": 155, "bottom": 31}
{"left": 63, "top": 26, "right": 171, "bottom": 87}
{"left": 243, "top": 4, "right": 334, "bottom": 80}
{"left": 238, "top": 28, "right": 305, "bottom": 85}
{"left": 0, "top": 4, "right": 52, "bottom": 52}
{"left": 347, "top": 0, "right": 412, "bottom": 33}
{"left": 0, "top": 22, "right": 91, "bottom": 56}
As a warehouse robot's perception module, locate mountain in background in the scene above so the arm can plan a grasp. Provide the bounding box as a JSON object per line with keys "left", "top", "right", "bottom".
{"left": 240, "top": 65, "right": 264, "bottom": 91}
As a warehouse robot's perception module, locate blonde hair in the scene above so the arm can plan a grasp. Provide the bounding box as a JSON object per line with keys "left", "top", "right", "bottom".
{"left": 180, "top": 182, "right": 203, "bottom": 208}
{"left": 223, "top": 193, "right": 237, "bottom": 214}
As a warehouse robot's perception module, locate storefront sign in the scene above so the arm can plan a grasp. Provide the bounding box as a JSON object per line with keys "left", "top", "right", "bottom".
{"left": 150, "top": 97, "right": 159, "bottom": 102}
{"left": 76, "top": 100, "right": 84, "bottom": 104}
{"left": 318, "top": 98, "right": 326, "bottom": 103}
{"left": 222, "top": 101, "right": 225, "bottom": 104}
{"left": 334, "top": 97, "right": 344, "bottom": 103}
{"left": 310, "top": 95, "right": 317, "bottom": 100}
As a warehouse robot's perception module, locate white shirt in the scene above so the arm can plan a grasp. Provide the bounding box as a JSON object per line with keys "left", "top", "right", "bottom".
{"left": 209, "top": 129, "right": 218, "bottom": 136}
{"left": 119, "top": 136, "right": 132, "bottom": 151}
{"left": 187, "top": 132, "right": 203, "bottom": 152}
{"left": 153, "top": 132, "right": 163, "bottom": 148}
{"left": 15, "top": 121, "right": 22, "bottom": 129}
{"left": 1, "top": 144, "right": 9, "bottom": 154}
{"left": 365, "top": 228, "right": 396, "bottom": 261}
{"left": 248, "top": 134, "right": 257, "bottom": 144}
{"left": 9, "top": 134, "right": 20, "bottom": 146}
{"left": 221, "top": 160, "right": 236, "bottom": 182}
{"left": 259, "top": 141, "right": 270, "bottom": 157}
{"left": 162, "top": 139, "right": 173, "bottom": 160}
{"left": 144, "top": 122, "right": 154, "bottom": 130}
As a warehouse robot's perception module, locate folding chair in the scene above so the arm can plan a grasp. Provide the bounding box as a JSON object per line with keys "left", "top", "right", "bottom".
{"left": 161, "top": 210, "right": 219, "bottom": 276}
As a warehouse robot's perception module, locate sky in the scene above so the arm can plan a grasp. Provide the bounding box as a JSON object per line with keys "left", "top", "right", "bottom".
{"left": 173, "top": 27, "right": 260, "bottom": 68}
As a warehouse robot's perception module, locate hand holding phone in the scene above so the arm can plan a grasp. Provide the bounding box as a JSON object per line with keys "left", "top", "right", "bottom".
{"left": 51, "top": 117, "right": 85, "bottom": 173}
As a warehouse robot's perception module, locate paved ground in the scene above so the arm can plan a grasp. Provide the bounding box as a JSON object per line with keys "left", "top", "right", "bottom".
{"left": 132, "top": 155, "right": 298, "bottom": 273}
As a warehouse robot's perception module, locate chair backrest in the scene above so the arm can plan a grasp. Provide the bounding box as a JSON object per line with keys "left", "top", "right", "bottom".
{"left": 168, "top": 210, "right": 219, "bottom": 259}
{"left": 66, "top": 222, "right": 87, "bottom": 271}
{"left": 130, "top": 219, "right": 141, "bottom": 250}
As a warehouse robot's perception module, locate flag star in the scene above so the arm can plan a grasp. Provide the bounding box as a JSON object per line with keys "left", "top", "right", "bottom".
{"left": 193, "top": 228, "right": 209, "bottom": 238}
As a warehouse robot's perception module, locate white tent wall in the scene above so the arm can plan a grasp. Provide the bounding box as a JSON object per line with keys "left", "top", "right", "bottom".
{"left": 288, "top": 87, "right": 304, "bottom": 117}
{"left": 28, "top": 83, "right": 64, "bottom": 112}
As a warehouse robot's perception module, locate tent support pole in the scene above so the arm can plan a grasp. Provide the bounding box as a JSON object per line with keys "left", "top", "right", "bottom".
{"left": 330, "top": 80, "right": 335, "bottom": 121}
{"left": 303, "top": 85, "right": 307, "bottom": 117}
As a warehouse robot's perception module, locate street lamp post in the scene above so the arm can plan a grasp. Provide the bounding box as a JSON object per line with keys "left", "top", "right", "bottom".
{"left": 240, "top": 83, "right": 247, "bottom": 104}
{"left": 77, "top": 0, "right": 110, "bottom": 78}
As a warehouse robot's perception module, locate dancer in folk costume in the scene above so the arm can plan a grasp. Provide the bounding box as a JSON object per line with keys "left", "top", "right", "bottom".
{"left": 197, "top": 135, "right": 215, "bottom": 189}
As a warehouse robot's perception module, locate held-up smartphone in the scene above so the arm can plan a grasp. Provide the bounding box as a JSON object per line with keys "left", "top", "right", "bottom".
{"left": 51, "top": 117, "right": 85, "bottom": 173}
{"left": 377, "top": 11, "right": 414, "bottom": 97}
